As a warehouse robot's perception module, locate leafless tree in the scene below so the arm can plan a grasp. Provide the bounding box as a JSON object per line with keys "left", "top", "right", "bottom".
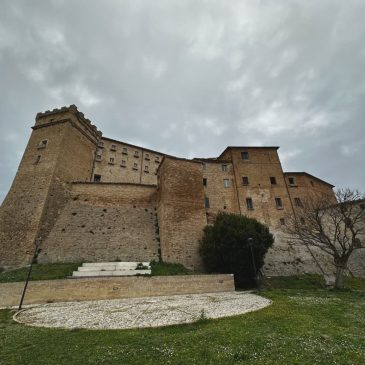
{"left": 285, "top": 189, "right": 365, "bottom": 288}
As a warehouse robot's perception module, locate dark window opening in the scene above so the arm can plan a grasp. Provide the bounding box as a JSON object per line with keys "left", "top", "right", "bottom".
{"left": 275, "top": 197, "right": 283, "bottom": 209}
{"left": 94, "top": 174, "right": 101, "bottom": 182}
{"left": 294, "top": 197, "right": 303, "bottom": 207}
{"left": 203, "top": 178, "right": 207, "bottom": 186}
{"left": 288, "top": 177, "right": 296, "bottom": 186}
{"left": 246, "top": 198, "right": 253, "bottom": 210}
{"left": 34, "top": 155, "right": 41, "bottom": 164}
{"left": 242, "top": 176, "right": 249, "bottom": 186}
{"left": 222, "top": 164, "right": 228, "bottom": 172}
{"left": 270, "top": 177, "right": 277, "bottom": 185}
{"left": 279, "top": 218, "right": 285, "bottom": 225}
{"left": 241, "top": 151, "right": 249, "bottom": 160}
{"left": 204, "top": 197, "right": 210, "bottom": 208}
{"left": 300, "top": 217, "right": 305, "bottom": 224}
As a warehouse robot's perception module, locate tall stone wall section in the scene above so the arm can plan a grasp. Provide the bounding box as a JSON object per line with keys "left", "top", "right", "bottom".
{"left": 158, "top": 157, "right": 207, "bottom": 269}
{"left": 39, "top": 183, "right": 160, "bottom": 264}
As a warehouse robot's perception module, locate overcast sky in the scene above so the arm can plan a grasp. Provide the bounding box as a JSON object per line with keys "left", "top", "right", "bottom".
{"left": 1, "top": 0, "right": 365, "bottom": 204}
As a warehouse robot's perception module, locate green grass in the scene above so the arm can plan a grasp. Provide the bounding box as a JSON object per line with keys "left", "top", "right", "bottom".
{"left": 150, "top": 260, "right": 195, "bottom": 276}
{"left": 0, "top": 263, "right": 80, "bottom": 283}
{"left": 0, "top": 275, "right": 364, "bottom": 365}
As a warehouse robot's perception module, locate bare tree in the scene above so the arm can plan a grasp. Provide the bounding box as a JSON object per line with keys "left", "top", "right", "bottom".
{"left": 285, "top": 189, "right": 365, "bottom": 288}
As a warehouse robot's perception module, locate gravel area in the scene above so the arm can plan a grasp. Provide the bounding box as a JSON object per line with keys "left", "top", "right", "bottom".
{"left": 14, "top": 292, "right": 271, "bottom": 330}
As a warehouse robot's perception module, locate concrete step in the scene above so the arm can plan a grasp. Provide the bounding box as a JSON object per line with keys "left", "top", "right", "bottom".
{"left": 78, "top": 265, "right": 151, "bottom": 272}
{"left": 72, "top": 269, "right": 151, "bottom": 277}
{"left": 82, "top": 262, "right": 150, "bottom": 267}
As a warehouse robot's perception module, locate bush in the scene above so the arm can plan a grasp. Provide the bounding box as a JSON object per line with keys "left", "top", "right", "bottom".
{"left": 199, "top": 212, "right": 274, "bottom": 288}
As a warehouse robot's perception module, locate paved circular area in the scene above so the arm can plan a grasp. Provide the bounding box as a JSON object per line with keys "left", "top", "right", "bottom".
{"left": 15, "top": 292, "right": 271, "bottom": 330}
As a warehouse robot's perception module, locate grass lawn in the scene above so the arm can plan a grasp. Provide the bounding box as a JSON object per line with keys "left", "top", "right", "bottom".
{"left": 0, "top": 275, "right": 364, "bottom": 365}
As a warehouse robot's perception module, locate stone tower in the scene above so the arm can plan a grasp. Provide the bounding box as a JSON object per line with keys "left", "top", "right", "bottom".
{"left": 0, "top": 105, "right": 101, "bottom": 268}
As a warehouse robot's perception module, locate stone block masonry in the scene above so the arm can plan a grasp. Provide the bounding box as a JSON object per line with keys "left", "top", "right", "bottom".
{"left": 0, "top": 274, "right": 235, "bottom": 307}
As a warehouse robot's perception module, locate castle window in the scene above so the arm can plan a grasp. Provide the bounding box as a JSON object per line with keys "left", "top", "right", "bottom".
{"left": 144, "top": 165, "right": 149, "bottom": 172}
{"left": 204, "top": 197, "right": 210, "bottom": 208}
{"left": 145, "top": 153, "right": 150, "bottom": 160}
{"left": 134, "top": 151, "right": 139, "bottom": 157}
{"left": 288, "top": 177, "right": 296, "bottom": 186}
{"left": 111, "top": 144, "right": 117, "bottom": 151}
{"left": 203, "top": 178, "right": 207, "bottom": 186}
{"left": 223, "top": 179, "right": 231, "bottom": 188}
{"left": 155, "top": 156, "right": 160, "bottom": 163}
{"left": 133, "top": 163, "right": 138, "bottom": 170}
{"left": 121, "top": 160, "right": 126, "bottom": 167}
{"left": 275, "top": 197, "right": 283, "bottom": 209}
{"left": 34, "top": 155, "right": 41, "bottom": 164}
{"left": 246, "top": 198, "right": 253, "bottom": 210}
{"left": 242, "top": 176, "right": 249, "bottom": 186}
{"left": 241, "top": 151, "right": 249, "bottom": 160}
{"left": 96, "top": 154, "right": 102, "bottom": 161}
{"left": 270, "top": 177, "right": 277, "bottom": 185}
{"left": 222, "top": 164, "right": 228, "bottom": 172}
{"left": 122, "top": 147, "right": 128, "bottom": 155}
{"left": 294, "top": 197, "right": 303, "bottom": 207}
{"left": 279, "top": 218, "right": 285, "bottom": 225}
{"left": 94, "top": 174, "right": 101, "bottom": 182}
{"left": 310, "top": 180, "right": 314, "bottom": 187}
{"left": 37, "top": 140, "right": 48, "bottom": 149}
{"left": 98, "top": 141, "right": 104, "bottom": 148}
{"left": 108, "top": 157, "right": 115, "bottom": 165}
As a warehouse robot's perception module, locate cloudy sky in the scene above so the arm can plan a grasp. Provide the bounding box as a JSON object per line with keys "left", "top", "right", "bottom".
{"left": 1, "top": 0, "right": 365, "bottom": 203}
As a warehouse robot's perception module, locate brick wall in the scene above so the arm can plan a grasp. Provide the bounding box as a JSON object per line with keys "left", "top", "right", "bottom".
{"left": 39, "top": 183, "right": 160, "bottom": 263}
{"left": 0, "top": 274, "right": 235, "bottom": 307}
{"left": 158, "top": 157, "right": 207, "bottom": 269}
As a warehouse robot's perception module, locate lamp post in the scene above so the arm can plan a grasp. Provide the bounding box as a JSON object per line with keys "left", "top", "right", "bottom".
{"left": 18, "top": 237, "right": 42, "bottom": 310}
{"left": 248, "top": 237, "right": 257, "bottom": 287}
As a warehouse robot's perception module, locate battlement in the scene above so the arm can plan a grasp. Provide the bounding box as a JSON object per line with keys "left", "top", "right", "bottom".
{"left": 35, "top": 104, "right": 102, "bottom": 143}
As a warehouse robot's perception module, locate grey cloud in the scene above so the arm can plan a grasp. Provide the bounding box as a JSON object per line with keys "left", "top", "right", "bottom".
{"left": 1, "top": 0, "right": 365, "bottom": 203}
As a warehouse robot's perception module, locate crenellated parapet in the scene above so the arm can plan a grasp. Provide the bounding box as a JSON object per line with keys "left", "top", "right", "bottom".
{"left": 34, "top": 104, "right": 102, "bottom": 144}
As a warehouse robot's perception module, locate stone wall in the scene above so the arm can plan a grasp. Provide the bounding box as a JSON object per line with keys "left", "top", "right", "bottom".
{"left": 158, "top": 157, "right": 207, "bottom": 269}
{"left": 39, "top": 183, "right": 160, "bottom": 264}
{"left": 93, "top": 137, "right": 163, "bottom": 185}
{"left": 0, "top": 274, "right": 235, "bottom": 307}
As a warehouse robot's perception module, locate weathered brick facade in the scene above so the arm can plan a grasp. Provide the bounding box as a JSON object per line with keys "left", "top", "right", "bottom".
{"left": 1, "top": 105, "right": 354, "bottom": 275}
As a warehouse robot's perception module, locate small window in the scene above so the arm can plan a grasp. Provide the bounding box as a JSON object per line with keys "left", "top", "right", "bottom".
{"left": 246, "top": 198, "right": 253, "bottom": 210}
{"left": 155, "top": 156, "right": 160, "bottom": 162}
{"left": 275, "top": 197, "right": 283, "bottom": 209}
{"left": 300, "top": 217, "right": 305, "bottom": 224}
{"left": 96, "top": 154, "right": 102, "bottom": 161}
{"left": 241, "top": 151, "right": 249, "bottom": 160}
{"left": 203, "top": 178, "right": 207, "bottom": 186}
{"left": 133, "top": 163, "right": 138, "bottom": 170}
{"left": 222, "top": 164, "right": 228, "bottom": 172}
{"left": 134, "top": 151, "right": 139, "bottom": 157}
{"left": 93, "top": 174, "right": 101, "bottom": 182}
{"left": 34, "top": 155, "right": 41, "bottom": 164}
{"left": 111, "top": 144, "right": 117, "bottom": 151}
{"left": 223, "top": 179, "right": 231, "bottom": 188}
{"left": 121, "top": 160, "right": 126, "bottom": 167}
{"left": 288, "top": 177, "right": 296, "bottom": 186}
{"left": 204, "top": 197, "right": 210, "bottom": 208}
{"left": 109, "top": 157, "right": 115, "bottom": 165}
{"left": 242, "top": 176, "right": 249, "bottom": 186}
{"left": 98, "top": 141, "right": 104, "bottom": 148}
{"left": 294, "top": 197, "right": 303, "bottom": 207}
{"left": 37, "top": 140, "right": 48, "bottom": 149}
{"left": 310, "top": 180, "right": 314, "bottom": 187}
{"left": 122, "top": 147, "right": 128, "bottom": 155}
{"left": 145, "top": 153, "right": 150, "bottom": 160}
{"left": 279, "top": 218, "right": 285, "bottom": 225}
{"left": 144, "top": 165, "right": 149, "bottom": 172}
{"left": 270, "top": 177, "right": 277, "bottom": 185}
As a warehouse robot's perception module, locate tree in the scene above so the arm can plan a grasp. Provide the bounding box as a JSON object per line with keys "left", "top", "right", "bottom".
{"left": 199, "top": 212, "right": 274, "bottom": 287}
{"left": 285, "top": 189, "right": 365, "bottom": 288}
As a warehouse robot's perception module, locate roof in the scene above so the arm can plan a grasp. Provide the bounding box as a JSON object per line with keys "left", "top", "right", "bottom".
{"left": 218, "top": 146, "right": 279, "bottom": 158}
{"left": 284, "top": 172, "right": 335, "bottom": 188}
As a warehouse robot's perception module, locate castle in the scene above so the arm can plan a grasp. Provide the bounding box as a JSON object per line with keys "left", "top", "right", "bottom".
{"left": 0, "top": 105, "right": 339, "bottom": 274}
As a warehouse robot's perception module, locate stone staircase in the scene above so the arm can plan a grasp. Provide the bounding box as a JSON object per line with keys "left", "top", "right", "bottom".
{"left": 72, "top": 262, "right": 151, "bottom": 278}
